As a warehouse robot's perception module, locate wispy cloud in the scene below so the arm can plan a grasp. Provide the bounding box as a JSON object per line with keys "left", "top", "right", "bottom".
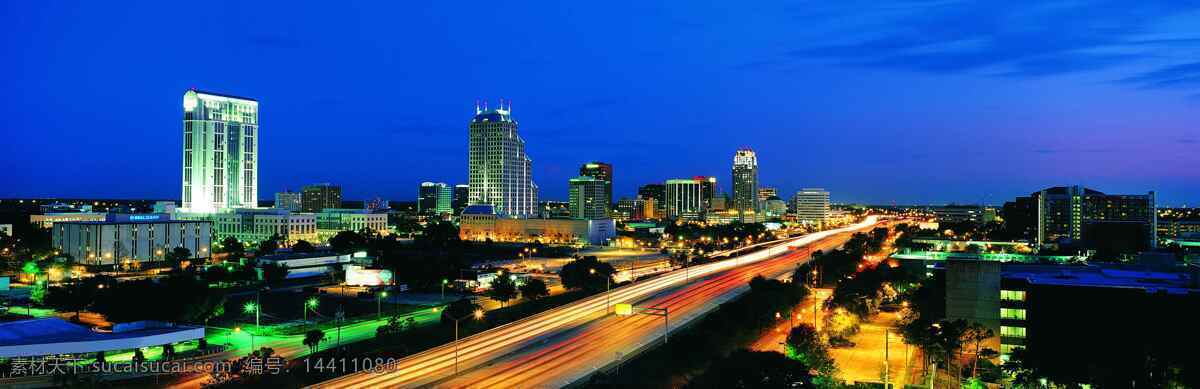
{"left": 751, "top": 0, "right": 1200, "bottom": 93}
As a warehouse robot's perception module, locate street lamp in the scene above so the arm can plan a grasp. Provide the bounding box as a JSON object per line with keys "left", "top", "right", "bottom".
{"left": 243, "top": 302, "right": 259, "bottom": 333}
{"left": 438, "top": 308, "right": 485, "bottom": 375}
{"left": 304, "top": 297, "right": 319, "bottom": 322}
{"left": 234, "top": 326, "right": 255, "bottom": 351}
{"left": 590, "top": 268, "right": 611, "bottom": 313}
{"left": 441, "top": 278, "right": 449, "bottom": 301}
{"left": 377, "top": 291, "right": 389, "bottom": 319}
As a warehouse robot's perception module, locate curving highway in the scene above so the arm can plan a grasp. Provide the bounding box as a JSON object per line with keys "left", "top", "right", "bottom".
{"left": 311, "top": 217, "right": 879, "bottom": 389}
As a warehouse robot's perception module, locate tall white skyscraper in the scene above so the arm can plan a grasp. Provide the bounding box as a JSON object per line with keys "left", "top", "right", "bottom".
{"left": 468, "top": 100, "right": 537, "bottom": 217}
{"left": 181, "top": 89, "right": 258, "bottom": 213}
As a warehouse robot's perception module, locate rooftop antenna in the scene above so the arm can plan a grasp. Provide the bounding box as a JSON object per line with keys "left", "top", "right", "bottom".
{"left": 499, "top": 97, "right": 505, "bottom": 111}
{"left": 475, "top": 99, "right": 481, "bottom": 114}
{"left": 484, "top": 100, "right": 488, "bottom": 111}
{"left": 508, "top": 98, "right": 512, "bottom": 113}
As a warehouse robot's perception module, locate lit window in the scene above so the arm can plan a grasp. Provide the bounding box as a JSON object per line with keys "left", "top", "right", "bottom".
{"left": 1000, "top": 326, "right": 1026, "bottom": 338}
{"left": 1000, "top": 290, "right": 1026, "bottom": 301}
{"left": 1001, "top": 308, "right": 1026, "bottom": 320}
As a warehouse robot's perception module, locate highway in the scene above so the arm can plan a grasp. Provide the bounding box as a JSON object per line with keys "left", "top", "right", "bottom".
{"left": 311, "top": 216, "right": 879, "bottom": 388}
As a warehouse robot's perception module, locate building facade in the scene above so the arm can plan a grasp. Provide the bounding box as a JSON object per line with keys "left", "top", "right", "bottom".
{"left": 459, "top": 205, "right": 615, "bottom": 245}
{"left": 30, "top": 212, "right": 107, "bottom": 229}
{"left": 275, "top": 191, "right": 302, "bottom": 211}
{"left": 181, "top": 89, "right": 258, "bottom": 213}
{"left": 452, "top": 184, "right": 470, "bottom": 215}
{"left": 301, "top": 183, "right": 342, "bottom": 212}
{"left": 732, "top": 149, "right": 760, "bottom": 221}
{"left": 665, "top": 179, "right": 705, "bottom": 221}
{"left": 468, "top": 101, "right": 537, "bottom": 217}
{"left": 1004, "top": 186, "right": 1156, "bottom": 249}
{"left": 638, "top": 184, "right": 665, "bottom": 218}
{"left": 316, "top": 208, "right": 388, "bottom": 241}
{"left": 568, "top": 176, "right": 610, "bottom": 219}
{"left": 579, "top": 162, "right": 613, "bottom": 206}
{"left": 180, "top": 209, "right": 317, "bottom": 246}
{"left": 53, "top": 214, "right": 211, "bottom": 265}
{"left": 792, "top": 188, "right": 830, "bottom": 225}
{"left": 418, "top": 182, "right": 452, "bottom": 216}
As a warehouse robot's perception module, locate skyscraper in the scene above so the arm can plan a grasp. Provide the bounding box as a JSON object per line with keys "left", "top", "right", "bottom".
{"left": 181, "top": 89, "right": 258, "bottom": 212}
{"left": 419, "top": 182, "right": 452, "bottom": 215}
{"left": 732, "top": 148, "right": 759, "bottom": 220}
{"left": 568, "top": 176, "right": 609, "bottom": 220}
{"left": 452, "top": 184, "right": 470, "bottom": 215}
{"left": 301, "top": 183, "right": 341, "bottom": 212}
{"left": 697, "top": 176, "right": 717, "bottom": 212}
{"left": 579, "top": 162, "right": 613, "bottom": 206}
{"left": 468, "top": 100, "right": 537, "bottom": 217}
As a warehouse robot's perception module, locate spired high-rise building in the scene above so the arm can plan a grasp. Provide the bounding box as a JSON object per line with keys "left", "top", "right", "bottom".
{"left": 181, "top": 89, "right": 258, "bottom": 213}
{"left": 468, "top": 100, "right": 537, "bottom": 217}
{"left": 732, "top": 148, "right": 759, "bottom": 220}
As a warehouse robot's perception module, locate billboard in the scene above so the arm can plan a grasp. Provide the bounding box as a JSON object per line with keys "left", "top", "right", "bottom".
{"left": 344, "top": 265, "right": 394, "bottom": 286}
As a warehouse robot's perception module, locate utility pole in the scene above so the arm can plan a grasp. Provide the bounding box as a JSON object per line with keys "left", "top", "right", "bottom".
{"left": 884, "top": 329, "right": 890, "bottom": 388}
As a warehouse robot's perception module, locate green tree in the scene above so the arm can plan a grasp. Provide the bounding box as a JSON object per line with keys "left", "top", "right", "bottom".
{"left": 487, "top": 273, "right": 519, "bottom": 307}
{"left": 439, "top": 298, "right": 483, "bottom": 325}
{"left": 685, "top": 349, "right": 812, "bottom": 389}
{"left": 559, "top": 256, "right": 615, "bottom": 293}
{"left": 962, "top": 321, "right": 995, "bottom": 379}
{"left": 416, "top": 221, "right": 461, "bottom": 248}
{"left": 256, "top": 234, "right": 282, "bottom": 257}
{"left": 518, "top": 278, "right": 550, "bottom": 300}
{"left": 303, "top": 329, "right": 326, "bottom": 354}
{"left": 784, "top": 324, "right": 837, "bottom": 381}
{"left": 219, "top": 236, "right": 245, "bottom": 260}
{"left": 292, "top": 240, "right": 315, "bottom": 253}
{"left": 166, "top": 246, "right": 192, "bottom": 271}
{"left": 328, "top": 230, "right": 366, "bottom": 254}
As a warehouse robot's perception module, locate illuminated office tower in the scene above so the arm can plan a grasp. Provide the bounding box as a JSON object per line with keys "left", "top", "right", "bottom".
{"left": 569, "top": 176, "right": 609, "bottom": 220}
{"left": 732, "top": 148, "right": 759, "bottom": 220}
{"left": 468, "top": 100, "right": 537, "bottom": 217}
{"left": 181, "top": 89, "right": 258, "bottom": 213}
{"left": 579, "top": 162, "right": 613, "bottom": 206}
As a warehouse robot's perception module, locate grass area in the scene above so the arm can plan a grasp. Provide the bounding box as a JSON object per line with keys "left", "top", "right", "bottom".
{"left": 209, "top": 288, "right": 425, "bottom": 334}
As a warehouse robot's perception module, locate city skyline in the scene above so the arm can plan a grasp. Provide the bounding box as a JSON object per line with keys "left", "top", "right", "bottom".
{"left": 3, "top": 2, "right": 1199, "bottom": 205}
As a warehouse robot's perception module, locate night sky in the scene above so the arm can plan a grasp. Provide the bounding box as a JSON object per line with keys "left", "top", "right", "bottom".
{"left": 3, "top": 1, "right": 1198, "bottom": 206}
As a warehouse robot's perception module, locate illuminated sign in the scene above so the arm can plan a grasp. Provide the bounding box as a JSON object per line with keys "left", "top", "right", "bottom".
{"left": 128, "top": 215, "right": 164, "bottom": 221}
{"left": 614, "top": 303, "right": 633, "bottom": 316}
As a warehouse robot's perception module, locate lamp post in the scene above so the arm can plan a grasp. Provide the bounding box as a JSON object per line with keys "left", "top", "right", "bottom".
{"left": 590, "top": 268, "right": 611, "bottom": 313}
{"left": 234, "top": 326, "right": 255, "bottom": 351}
{"left": 304, "top": 297, "right": 319, "bottom": 322}
{"left": 434, "top": 307, "right": 485, "bottom": 375}
{"left": 243, "top": 301, "right": 259, "bottom": 333}
{"left": 377, "top": 291, "right": 388, "bottom": 320}
{"left": 441, "top": 278, "right": 449, "bottom": 301}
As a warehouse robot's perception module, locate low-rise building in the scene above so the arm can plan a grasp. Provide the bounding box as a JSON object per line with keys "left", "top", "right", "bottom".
{"left": 30, "top": 212, "right": 107, "bottom": 228}
{"left": 179, "top": 209, "right": 317, "bottom": 246}
{"left": 316, "top": 208, "right": 388, "bottom": 241}
{"left": 459, "top": 205, "right": 616, "bottom": 245}
{"left": 53, "top": 213, "right": 211, "bottom": 265}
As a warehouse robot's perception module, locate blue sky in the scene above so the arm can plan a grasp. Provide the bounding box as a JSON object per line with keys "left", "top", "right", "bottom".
{"left": 2, "top": 1, "right": 1198, "bottom": 205}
